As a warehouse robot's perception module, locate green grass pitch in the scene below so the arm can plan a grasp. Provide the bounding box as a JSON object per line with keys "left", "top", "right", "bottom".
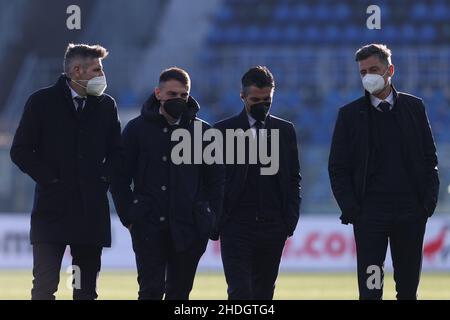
{"left": 1, "top": 271, "right": 449, "bottom": 300}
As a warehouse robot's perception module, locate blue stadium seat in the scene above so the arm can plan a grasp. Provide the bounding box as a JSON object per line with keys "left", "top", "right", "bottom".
{"left": 324, "top": 25, "right": 339, "bottom": 44}
{"left": 274, "top": 4, "right": 291, "bottom": 22}
{"left": 334, "top": 3, "right": 351, "bottom": 21}
{"left": 377, "top": 4, "right": 391, "bottom": 20}
{"left": 265, "top": 26, "right": 283, "bottom": 44}
{"left": 283, "top": 25, "right": 301, "bottom": 44}
{"left": 343, "top": 25, "right": 359, "bottom": 42}
{"left": 292, "top": 4, "right": 311, "bottom": 21}
{"left": 411, "top": 3, "right": 427, "bottom": 21}
{"left": 305, "top": 26, "right": 320, "bottom": 44}
{"left": 244, "top": 25, "right": 263, "bottom": 44}
{"left": 400, "top": 24, "right": 417, "bottom": 44}
{"left": 420, "top": 25, "right": 437, "bottom": 42}
{"left": 383, "top": 25, "right": 399, "bottom": 43}
{"left": 314, "top": 3, "right": 331, "bottom": 22}
{"left": 431, "top": 2, "right": 448, "bottom": 21}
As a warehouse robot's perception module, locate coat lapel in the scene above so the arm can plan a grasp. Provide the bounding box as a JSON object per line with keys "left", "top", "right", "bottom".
{"left": 83, "top": 95, "right": 101, "bottom": 120}
{"left": 357, "top": 91, "right": 371, "bottom": 197}
{"left": 236, "top": 108, "right": 251, "bottom": 130}
{"left": 391, "top": 87, "right": 422, "bottom": 196}
{"left": 57, "top": 74, "right": 78, "bottom": 118}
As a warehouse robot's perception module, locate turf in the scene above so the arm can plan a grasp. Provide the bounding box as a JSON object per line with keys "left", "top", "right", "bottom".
{"left": 0, "top": 271, "right": 449, "bottom": 300}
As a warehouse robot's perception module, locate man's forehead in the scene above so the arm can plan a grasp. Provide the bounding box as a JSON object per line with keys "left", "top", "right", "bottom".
{"left": 83, "top": 57, "right": 102, "bottom": 68}
{"left": 160, "top": 80, "right": 189, "bottom": 92}
{"left": 358, "top": 56, "right": 384, "bottom": 69}
{"left": 246, "top": 85, "right": 274, "bottom": 96}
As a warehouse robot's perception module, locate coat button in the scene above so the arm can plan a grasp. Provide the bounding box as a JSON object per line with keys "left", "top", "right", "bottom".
{"left": 159, "top": 216, "right": 166, "bottom": 222}
{"left": 162, "top": 156, "right": 168, "bottom": 162}
{"left": 161, "top": 185, "right": 167, "bottom": 191}
{"left": 206, "top": 207, "right": 211, "bottom": 213}
{"left": 163, "top": 127, "right": 169, "bottom": 133}
{"left": 133, "top": 199, "right": 139, "bottom": 204}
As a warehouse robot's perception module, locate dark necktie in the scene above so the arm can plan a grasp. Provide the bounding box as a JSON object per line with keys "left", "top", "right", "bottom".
{"left": 378, "top": 101, "right": 390, "bottom": 113}
{"left": 254, "top": 121, "right": 264, "bottom": 165}
{"left": 254, "top": 121, "right": 265, "bottom": 211}
{"left": 74, "top": 97, "right": 86, "bottom": 116}
{"left": 255, "top": 120, "right": 264, "bottom": 133}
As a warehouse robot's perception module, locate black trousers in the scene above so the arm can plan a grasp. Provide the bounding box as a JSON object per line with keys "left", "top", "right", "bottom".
{"left": 130, "top": 222, "right": 207, "bottom": 300}
{"left": 353, "top": 193, "right": 427, "bottom": 300}
{"left": 31, "top": 243, "right": 102, "bottom": 300}
{"left": 220, "top": 218, "right": 288, "bottom": 300}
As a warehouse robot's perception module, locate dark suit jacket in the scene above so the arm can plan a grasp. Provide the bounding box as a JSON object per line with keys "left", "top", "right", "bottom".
{"left": 213, "top": 109, "right": 301, "bottom": 238}
{"left": 328, "top": 86, "right": 439, "bottom": 224}
{"left": 10, "top": 74, "right": 122, "bottom": 247}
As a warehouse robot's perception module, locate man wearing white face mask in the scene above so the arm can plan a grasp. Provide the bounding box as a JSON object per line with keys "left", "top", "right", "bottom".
{"left": 329, "top": 44, "right": 439, "bottom": 300}
{"left": 10, "top": 43, "right": 121, "bottom": 300}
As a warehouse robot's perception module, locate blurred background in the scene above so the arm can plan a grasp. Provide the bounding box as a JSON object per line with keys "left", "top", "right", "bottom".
{"left": 0, "top": 0, "right": 449, "bottom": 298}
{"left": 1, "top": 0, "right": 450, "bottom": 215}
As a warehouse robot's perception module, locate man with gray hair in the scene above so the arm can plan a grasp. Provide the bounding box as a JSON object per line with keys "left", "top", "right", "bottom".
{"left": 329, "top": 44, "right": 439, "bottom": 299}
{"left": 10, "top": 43, "right": 121, "bottom": 300}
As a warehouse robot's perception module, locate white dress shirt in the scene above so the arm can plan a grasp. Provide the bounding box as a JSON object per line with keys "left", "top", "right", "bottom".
{"left": 370, "top": 90, "right": 394, "bottom": 112}
{"left": 67, "top": 81, "right": 86, "bottom": 110}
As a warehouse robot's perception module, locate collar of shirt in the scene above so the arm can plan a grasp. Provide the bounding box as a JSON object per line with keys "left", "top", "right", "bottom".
{"left": 370, "top": 90, "right": 394, "bottom": 112}
{"left": 246, "top": 112, "right": 265, "bottom": 128}
{"left": 159, "top": 106, "right": 181, "bottom": 126}
{"left": 67, "top": 81, "right": 87, "bottom": 107}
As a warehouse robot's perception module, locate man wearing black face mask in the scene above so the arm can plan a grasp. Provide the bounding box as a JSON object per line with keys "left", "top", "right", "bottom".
{"left": 213, "top": 66, "right": 301, "bottom": 300}
{"left": 111, "top": 67, "right": 225, "bottom": 300}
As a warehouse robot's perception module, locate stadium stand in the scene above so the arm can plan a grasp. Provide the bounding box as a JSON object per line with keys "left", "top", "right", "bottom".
{"left": 0, "top": 0, "right": 449, "bottom": 215}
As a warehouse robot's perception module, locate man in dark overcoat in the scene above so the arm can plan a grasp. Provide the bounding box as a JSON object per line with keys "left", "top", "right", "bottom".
{"left": 329, "top": 44, "right": 439, "bottom": 299}
{"left": 10, "top": 43, "right": 121, "bottom": 300}
{"left": 111, "top": 67, "right": 225, "bottom": 300}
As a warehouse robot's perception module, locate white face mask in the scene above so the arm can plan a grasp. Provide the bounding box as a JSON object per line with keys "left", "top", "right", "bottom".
{"left": 361, "top": 68, "right": 390, "bottom": 95}
{"left": 73, "top": 75, "right": 107, "bottom": 96}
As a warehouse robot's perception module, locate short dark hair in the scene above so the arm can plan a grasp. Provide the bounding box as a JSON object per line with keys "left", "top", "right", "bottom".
{"left": 159, "top": 67, "right": 191, "bottom": 88}
{"left": 355, "top": 43, "right": 392, "bottom": 66}
{"left": 64, "top": 43, "right": 108, "bottom": 74}
{"left": 241, "top": 66, "right": 275, "bottom": 94}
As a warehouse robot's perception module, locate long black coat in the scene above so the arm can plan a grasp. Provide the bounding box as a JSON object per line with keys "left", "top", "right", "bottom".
{"left": 213, "top": 109, "right": 302, "bottom": 237}
{"left": 328, "top": 86, "right": 440, "bottom": 224}
{"left": 110, "top": 94, "right": 225, "bottom": 252}
{"left": 10, "top": 74, "right": 122, "bottom": 247}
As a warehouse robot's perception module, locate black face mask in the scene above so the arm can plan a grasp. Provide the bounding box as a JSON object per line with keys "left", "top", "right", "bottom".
{"left": 249, "top": 102, "right": 271, "bottom": 122}
{"left": 163, "top": 98, "right": 188, "bottom": 119}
